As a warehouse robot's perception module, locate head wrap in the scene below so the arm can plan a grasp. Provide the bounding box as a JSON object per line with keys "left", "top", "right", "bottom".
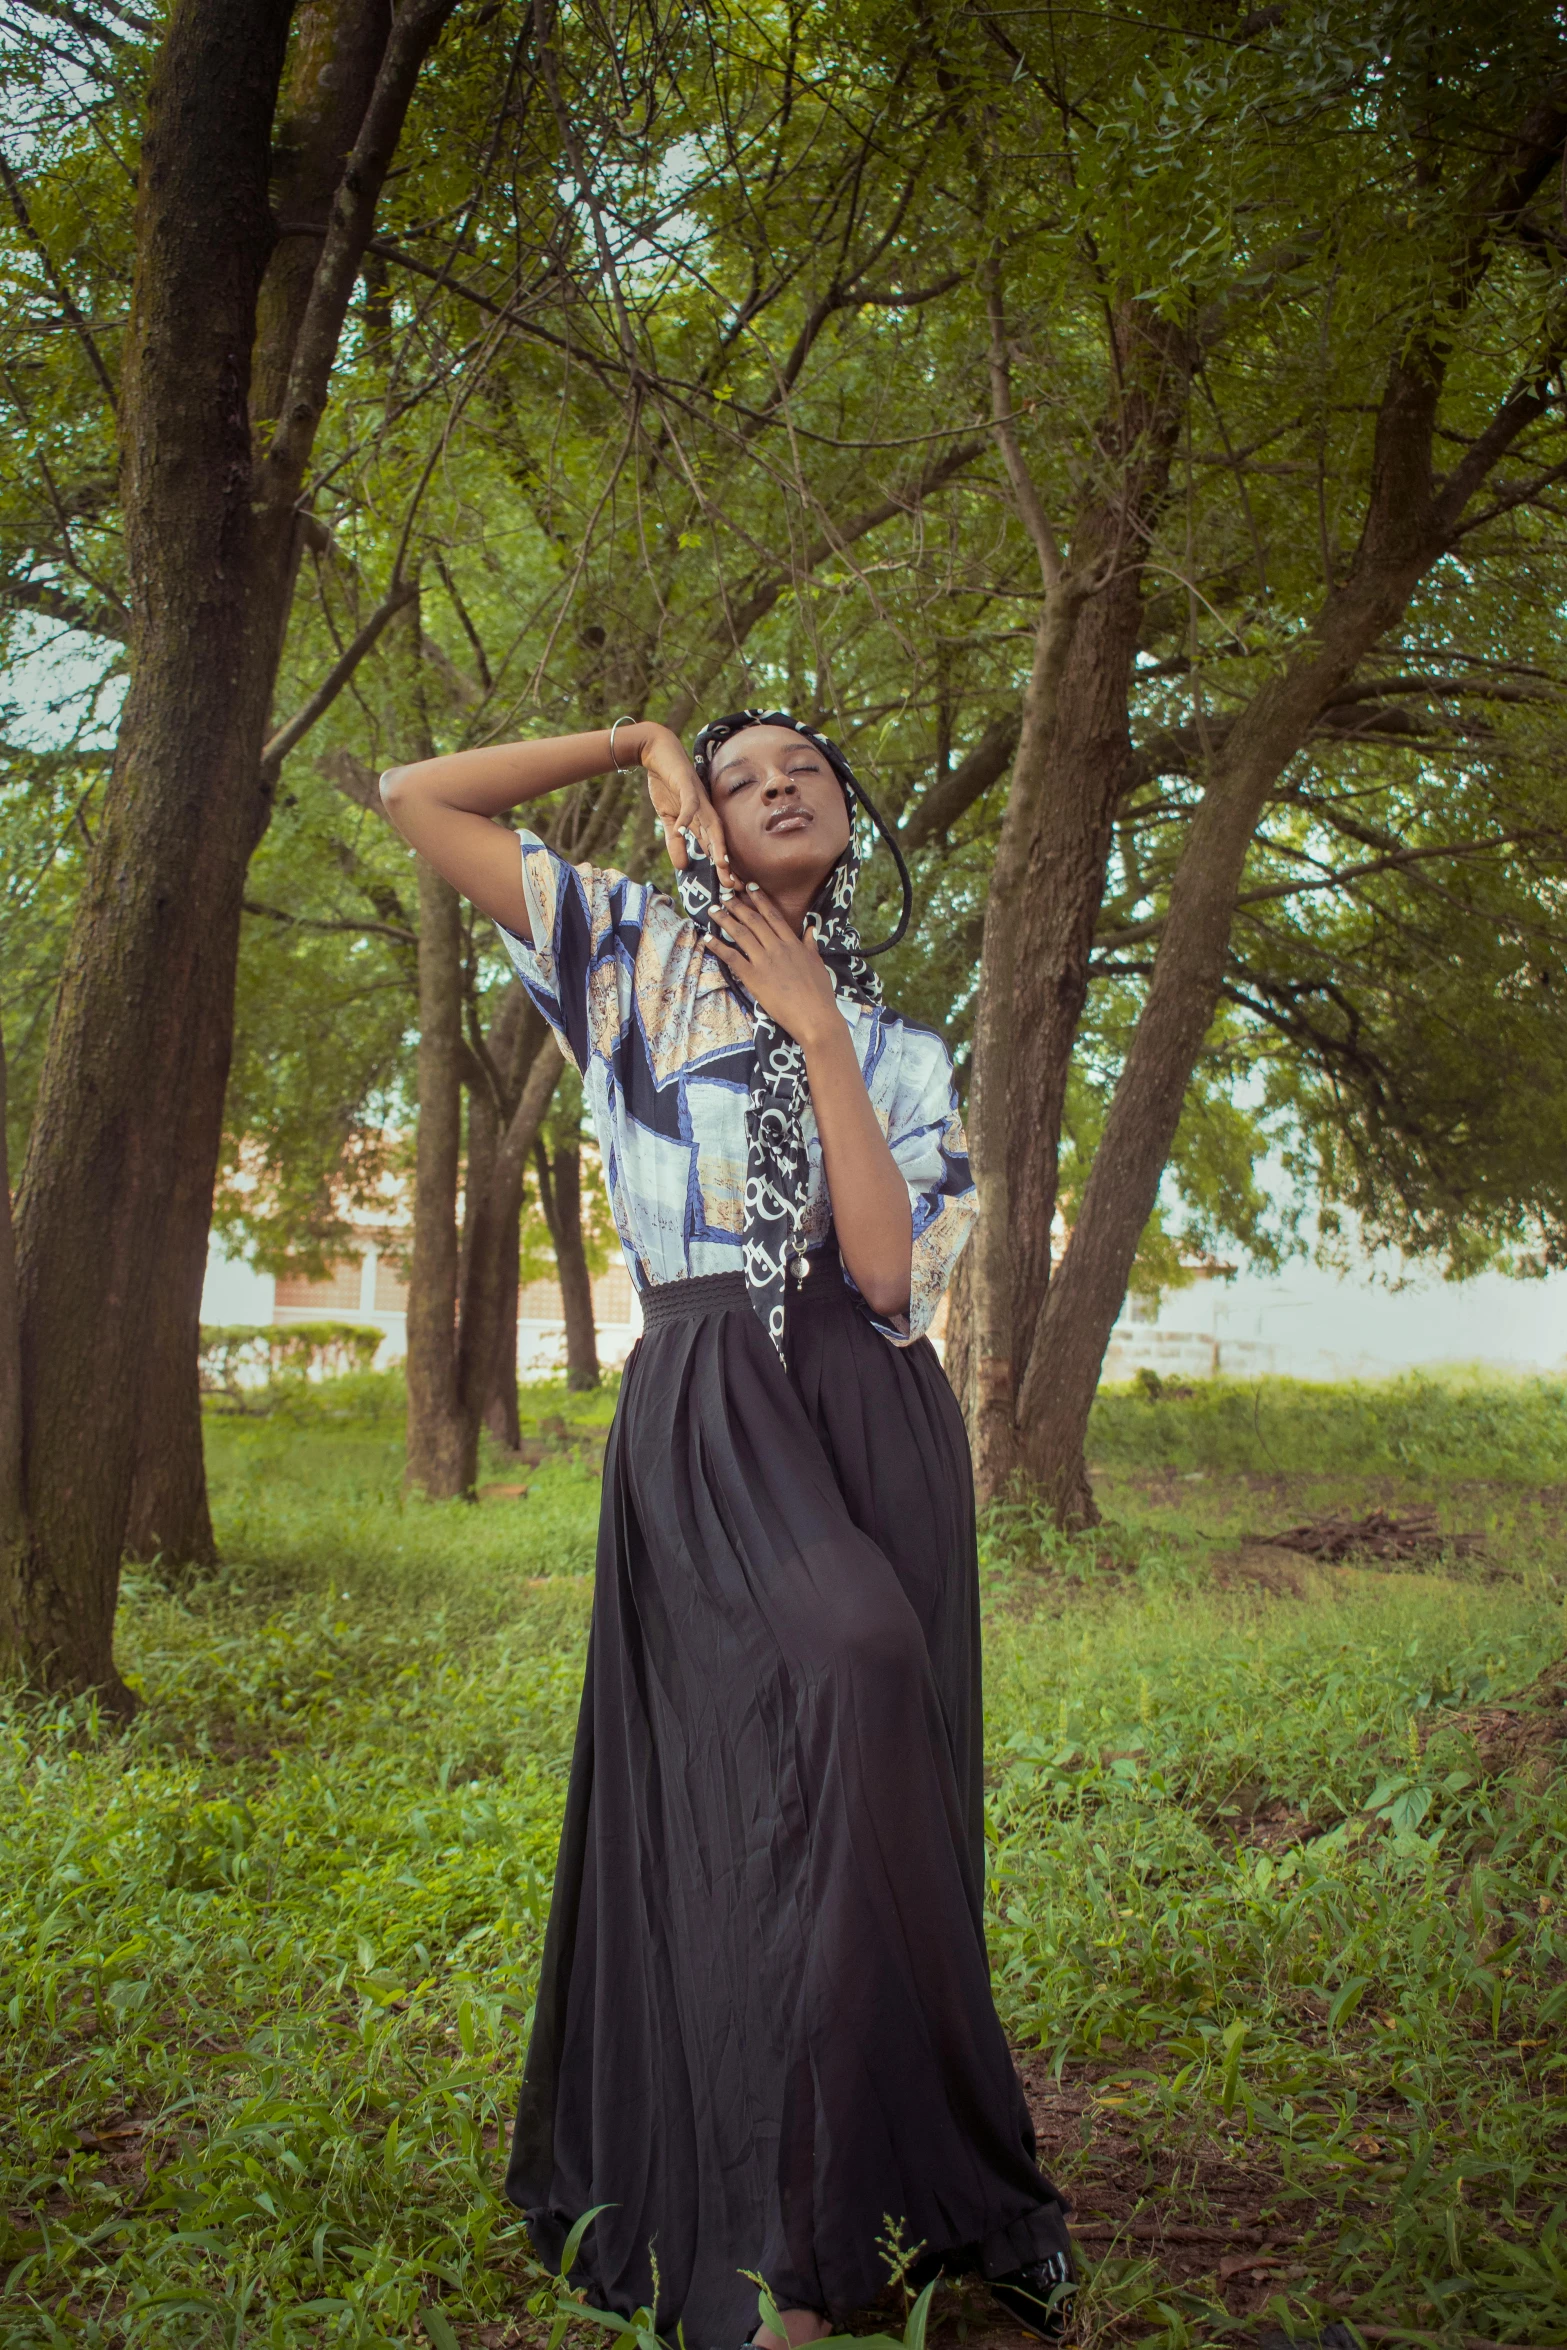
{"left": 675, "top": 710, "right": 912, "bottom": 1361}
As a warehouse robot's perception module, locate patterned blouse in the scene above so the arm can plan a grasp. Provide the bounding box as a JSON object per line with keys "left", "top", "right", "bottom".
{"left": 496, "top": 833, "right": 977, "bottom": 1345}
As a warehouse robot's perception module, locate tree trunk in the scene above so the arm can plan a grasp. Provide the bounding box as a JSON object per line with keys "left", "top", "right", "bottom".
{"left": 545, "top": 1142, "right": 600, "bottom": 1392}
{"left": 404, "top": 854, "right": 471, "bottom": 1496}
{"left": 2, "top": 0, "right": 453, "bottom": 1702}
{"left": 1015, "top": 584, "right": 1424, "bottom": 1514}
{"left": 482, "top": 1203, "right": 523, "bottom": 1451}
{"left": 402, "top": 912, "right": 561, "bottom": 1487}
{"left": 123, "top": 1131, "right": 218, "bottom": 1573}
{"left": 968, "top": 305, "right": 1195, "bottom": 1508}
{"left": 460, "top": 1052, "right": 524, "bottom": 1455}
{"left": 7, "top": 0, "right": 297, "bottom": 1710}
{"left": 120, "top": 0, "right": 400, "bottom": 1577}
{"left": 0, "top": 1021, "right": 26, "bottom": 1671}
{"left": 940, "top": 1243, "right": 973, "bottom": 1424}
{"left": 965, "top": 584, "right": 1085, "bottom": 1501}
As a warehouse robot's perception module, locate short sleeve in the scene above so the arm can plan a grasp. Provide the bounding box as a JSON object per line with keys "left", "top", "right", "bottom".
{"left": 853, "top": 1027, "right": 977, "bottom": 1347}
{"left": 493, "top": 830, "right": 651, "bottom": 1074}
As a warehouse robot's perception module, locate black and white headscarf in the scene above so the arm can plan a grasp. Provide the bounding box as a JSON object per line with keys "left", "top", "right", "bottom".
{"left": 675, "top": 710, "right": 912, "bottom": 1362}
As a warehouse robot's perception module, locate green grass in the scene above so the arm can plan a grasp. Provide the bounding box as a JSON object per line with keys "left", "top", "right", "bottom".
{"left": 2, "top": 1374, "right": 1566, "bottom": 2349}
{"left": 1088, "top": 1368, "right": 1567, "bottom": 1483}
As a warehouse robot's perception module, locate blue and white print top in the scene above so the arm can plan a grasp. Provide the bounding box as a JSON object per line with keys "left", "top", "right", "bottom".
{"left": 495, "top": 833, "right": 977, "bottom": 1346}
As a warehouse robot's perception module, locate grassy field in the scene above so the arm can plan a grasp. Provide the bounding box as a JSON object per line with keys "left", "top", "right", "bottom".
{"left": 3, "top": 1371, "right": 1566, "bottom": 2350}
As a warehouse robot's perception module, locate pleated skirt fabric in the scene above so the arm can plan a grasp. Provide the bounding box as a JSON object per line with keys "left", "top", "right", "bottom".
{"left": 505, "top": 1260, "right": 1071, "bottom": 2346}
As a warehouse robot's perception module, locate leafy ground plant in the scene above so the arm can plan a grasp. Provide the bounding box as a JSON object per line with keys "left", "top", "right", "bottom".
{"left": 2, "top": 1374, "right": 1565, "bottom": 2349}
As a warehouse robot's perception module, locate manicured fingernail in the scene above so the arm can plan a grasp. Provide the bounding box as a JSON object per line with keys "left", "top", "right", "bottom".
{"left": 746, "top": 882, "right": 759, "bottom": 893}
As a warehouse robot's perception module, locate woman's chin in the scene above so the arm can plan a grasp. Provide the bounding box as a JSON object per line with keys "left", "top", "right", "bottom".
{"left": 739, "top": 847, "right": 838, "bottom": 898}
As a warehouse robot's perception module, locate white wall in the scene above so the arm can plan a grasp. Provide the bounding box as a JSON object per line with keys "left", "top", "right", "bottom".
{"left": 1106, "top": 1252, "right": 1567, "bottom": 1385}
{"left": 200, "top": 1246, "right": 275, "bottom": 1326}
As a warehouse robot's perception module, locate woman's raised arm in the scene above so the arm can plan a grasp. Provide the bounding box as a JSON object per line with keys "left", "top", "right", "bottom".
{"left": 379, "top": 723, "right": 735, "bottom": 938}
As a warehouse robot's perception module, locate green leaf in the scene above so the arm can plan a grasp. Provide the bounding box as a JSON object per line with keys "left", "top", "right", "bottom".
{"left": 421, "top": 2310, "right": 462, "bottom": 2350}
{"left": 560, "top": 2201, "right": 614, "bottom": 2280}
{"left": 904, "top": 2276, "right": 939, "bottom": 2350}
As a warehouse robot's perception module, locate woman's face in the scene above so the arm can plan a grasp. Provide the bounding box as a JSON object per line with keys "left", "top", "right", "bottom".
{"left": 705, "top": 723, "right": 852, "bottom": 897}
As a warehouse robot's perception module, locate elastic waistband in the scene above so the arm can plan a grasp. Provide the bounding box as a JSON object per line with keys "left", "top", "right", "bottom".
{"left": 639, "top": 1271, "right": 749, "bottom": 1329}
{"left": 639, "top": 1252, "right": 850, "bottom": 1332}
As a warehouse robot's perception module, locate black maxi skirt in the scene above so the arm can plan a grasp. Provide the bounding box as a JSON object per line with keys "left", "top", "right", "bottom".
{"left": 505, "top": 1255, "right": 1072, "bottom": 2345}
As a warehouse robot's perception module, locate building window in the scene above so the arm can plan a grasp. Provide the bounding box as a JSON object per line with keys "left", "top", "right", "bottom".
{"left": 592, "top": 1265, "right": 633, "bottom": 1324}
{"left": 274, "top": 1258, "right": 364, "bottom": 1314}
{"left": 373, "top": 1249, "right": 409, "bottom": 1311}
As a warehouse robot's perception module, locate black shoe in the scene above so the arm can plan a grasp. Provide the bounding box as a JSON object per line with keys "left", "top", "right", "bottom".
{"left": 989, "top": 2249, "right": 1077, "bottom": 2341}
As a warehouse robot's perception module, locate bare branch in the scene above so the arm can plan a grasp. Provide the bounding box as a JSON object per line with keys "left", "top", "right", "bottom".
{"left": 1095, "top": 833, "right": 1533, "bottom": 953}
{"left": 241, "top": 898, "right": 416, "bottom": 948}
{"left": 256, "top": 0, "right": 458, "bottom": 514}
{"left": 900, "top": 713, "right": 1021, "bottom": 849}
{"left": 262, "top": 579, "right": 419, "bottom": 776}
{"left": 982, "top": 251, "right": 1063, "bottom": 587}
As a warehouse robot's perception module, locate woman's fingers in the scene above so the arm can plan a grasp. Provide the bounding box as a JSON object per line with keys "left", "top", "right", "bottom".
{"left": 735, "top": 885, "right": 792, "bottom": 939}
{"left": 678, "top": 790, "right": 732, "bottom": 883}
{"left": 644, "top": 738, "right": 734, "bottom": 883}
{"left": 712, "top": 902, "right": 776, "bottom": 956}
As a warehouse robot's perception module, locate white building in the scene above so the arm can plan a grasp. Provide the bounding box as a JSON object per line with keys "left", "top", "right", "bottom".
{"left": 201, "top": 1226, "right": 642, "bottom": 1378}
{"left": 202, "top": 1226, "right": 1567, "bottom": 1391}
{"left": 1102, "top": 1252, "right": 1567, "bottom": 1385}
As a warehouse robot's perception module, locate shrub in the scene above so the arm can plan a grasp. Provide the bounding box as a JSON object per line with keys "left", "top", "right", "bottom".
{"left": 199, "top": 1320, "right": 385, "bottom": 1410}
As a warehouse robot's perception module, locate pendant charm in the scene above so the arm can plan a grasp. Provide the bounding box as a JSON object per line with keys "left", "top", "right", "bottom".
{"left": 791, "top": 1254, "right": 809, "bottom": 1285}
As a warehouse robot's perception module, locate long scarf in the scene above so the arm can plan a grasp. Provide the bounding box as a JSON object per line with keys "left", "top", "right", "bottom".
{"left": 674, "top": 710, "right": 911, "bottom": 1361}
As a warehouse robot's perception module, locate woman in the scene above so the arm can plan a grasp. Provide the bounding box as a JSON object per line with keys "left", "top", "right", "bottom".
{"left": 380, "top": 715, "right": 1076, "bottom": 2350}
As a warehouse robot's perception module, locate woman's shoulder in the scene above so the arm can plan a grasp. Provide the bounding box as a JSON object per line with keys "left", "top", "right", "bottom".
{"left": 865, "top": 998, "right": 956, "bottom": 1063}
{"left": 518, "top": 829, "right": 697, "bottom": 947}
{"left": 853, "top": 999, "right": 961, "bottom": 1106}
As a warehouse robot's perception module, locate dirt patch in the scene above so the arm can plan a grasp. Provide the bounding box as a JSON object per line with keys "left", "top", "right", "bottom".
{"left": 1239, "top": 1797, "right": 1320, "bottom": 1854}
{"left": 1424, "top": 1655, "right": 1567, "bottom": 1781}
{"left": 1016, "top": 2051, "right": 1337, "bottom": 2324}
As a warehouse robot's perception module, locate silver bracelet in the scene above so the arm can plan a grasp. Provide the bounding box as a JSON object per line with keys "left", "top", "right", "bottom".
{"left": 608, "top": 714, "right": 639, "bottom": 770}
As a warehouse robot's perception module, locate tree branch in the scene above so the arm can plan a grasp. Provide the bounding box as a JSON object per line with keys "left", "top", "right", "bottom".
{"left": 661, "top": 438, "right": 986, "bottom": 734}
{"left": 900, "top": 712, "right": 1022, "bottom": 849}
{"left": 256, "top": 0, "right": 458, "bottom": 514}
{"left": 983, "top": 251, "right": 1063, "bottom": 587}
{"left": 1094, "top": 833, "right": 1532, "bottom": 953}
{"left": 261, "top": 576, "right": 418, "bottom": 775}
{"left": 241, "top": 898, "right": 417, "bottom": 948}
{"left": 1446, "top": 454, "right": 1567, "bottom": 541}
